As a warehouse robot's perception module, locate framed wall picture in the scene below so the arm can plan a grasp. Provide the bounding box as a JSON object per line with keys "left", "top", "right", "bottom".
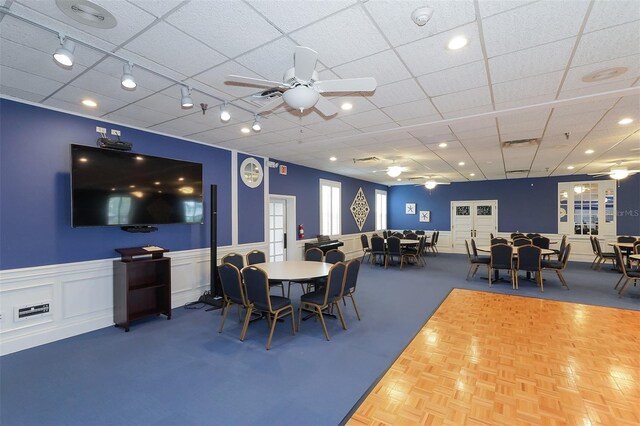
{"left": 419, "top": 211, "right": 431, "bottom": 222}
{"left": 405, "top": 203, "right": 416, "bottom": 214}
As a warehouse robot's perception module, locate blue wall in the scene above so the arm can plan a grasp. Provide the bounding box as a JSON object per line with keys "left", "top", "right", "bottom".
{"left": 0, "top": 99, "right": 232, "bottom": 270}
{"left": 269, "top": 161, "right": 388, "bottom": 238}
{"left": 389, "top": 174, "right": 640, "bottom": 235}
{"left": 237, "top": 153, "right": 265, "bottom": 244}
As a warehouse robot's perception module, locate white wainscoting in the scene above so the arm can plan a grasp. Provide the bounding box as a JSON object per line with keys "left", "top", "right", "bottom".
{"left": 0, "top": 242, "right": 267, "bottom": 356}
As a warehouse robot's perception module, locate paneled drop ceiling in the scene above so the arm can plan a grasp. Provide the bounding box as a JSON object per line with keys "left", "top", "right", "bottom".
{"left": 1, "top": 0, "right": 639, "bottom": 185}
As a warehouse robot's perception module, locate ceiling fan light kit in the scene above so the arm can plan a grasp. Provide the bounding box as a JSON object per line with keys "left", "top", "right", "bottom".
{"left": 282, "top": 86, "right": 320, "bottom": 112}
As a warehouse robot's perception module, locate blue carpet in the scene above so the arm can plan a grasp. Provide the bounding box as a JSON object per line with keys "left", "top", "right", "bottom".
{"left": 1, "top": 254, "right": 637, "bottom": 425}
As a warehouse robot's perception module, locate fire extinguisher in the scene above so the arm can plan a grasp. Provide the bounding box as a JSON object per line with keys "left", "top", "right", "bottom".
{"left": 298, "top": 224, "right": 305, "bottom": 240}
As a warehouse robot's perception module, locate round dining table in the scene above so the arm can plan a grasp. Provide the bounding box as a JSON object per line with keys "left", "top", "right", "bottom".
{"left": 251, "top": 260, "right": 332, "bottom": 281}
{"left": 384, "top": 239, "right": 420, "bottom": 245}
{"left": 477, "top": 246, "right": 555, "bottom": 256}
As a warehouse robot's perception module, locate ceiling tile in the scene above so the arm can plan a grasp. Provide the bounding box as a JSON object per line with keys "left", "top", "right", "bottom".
{"left": 418, "top": 60, "right": 488, "bottom": 97}
{"left": 563, "top": 54, "right": 640, "bottom": 91}
{"left": 382, "top": 100, "right": 440, "bottom": 122}
{"left": 50, "top": 84, "right": 128, "bottom": 114}
{"left": 149, "top": 118, "right": 213, "bottom": 137}
{"left": 498, "top": 109, "right": 552, "bottom": 134}
{"left": 364, "top": 0, "right": 476, "bottom": 47}
{"left": 332, "top": 50, "right": 411, "bottom": 86}
{"left": 584, "top": 1, "right": 640, "bottom": 33}
{"left": 235, "top": 37, "right": 299, "bottom": 82}
{"left": 489, "top": 37, "right": 575, "bottom": 84}
{"left": 246, "top": 0, "right": 357, "bottom": 33}
{"left": 477, "top": 0, "right": 537, "bottom": 18}
{"left": 92, "top": 57, "right": 173, "bottom": 92}
{"left": 305, "top": 119, "right": 356, "bottom": 135}
{"left": 1, "top": 85, "right": 45, "bottom": 102}
{"left": 572, "top": 20, "right": 640, "bottom": 67}
{"left": 493, "top": 71, "right": 563, "bottom": 104}
{"left": 127, "top": 0, "right": 184, "bottom": 18}
{"left": 0, "top": 65, "right": 64, "bottom": 97}
{"left": 290, "top": 7, "right": 389, "bottom": 68}
{"left": 124, "top": 22, "right": 227, "bottom": 77}
{"left": 431, "top": 86, "right": 492, "bottom": 113}
{"left": 368, "top": 78, "right": 427, "bottom": 108}
{"left": 103, "top": 103, "right": 176, "bottom": 126}
{"left": 166, "top": 1, "right": 281, "bottom": 58}
{"left": 482, "top": 1, "right": 589, "bottom": 57}
{"left": 559, "top": 77, "right": 636, "bottom": 99}
{"left": 192, "top": 61, "right": 265, "bottom": 99}
{"left": 396, "top": 22, "right": 483, "bottom": 76}
{"left": 339, "top": 108, "right": 394, "bottom": 128}
{"left": 441, "top": 104, "right": 494, "bottom": 119}
{"left": 68, "top": 69, "right": 155, "bottom": 104}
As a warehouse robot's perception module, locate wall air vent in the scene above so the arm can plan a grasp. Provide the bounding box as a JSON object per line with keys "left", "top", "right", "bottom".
{"left": 502, "top": 138, "right": 539, "bottom": 148}
{"left": 352, "top": 156, "right": 380, "bottom": 163}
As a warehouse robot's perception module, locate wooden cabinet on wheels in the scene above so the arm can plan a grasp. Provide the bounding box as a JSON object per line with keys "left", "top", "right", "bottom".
{"left": 113, "top": 247, "right": 172, "bottom": 332}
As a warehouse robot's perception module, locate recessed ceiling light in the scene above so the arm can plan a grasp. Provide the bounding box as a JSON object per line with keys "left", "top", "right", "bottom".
{"left": 81, "top": 99, "right": 97, "bottom": 107}
{"left": 79, "top": 157, "right": 88, "bottom": 162}
{"left": 135, "top": 156, "right": 143, "bottom": 161}
{"left": 567, "top": 166, "right": 575, "bottom": 170}
{"left": 111, "top": 188, "right": 116, "bottom": 191}
{"left": 447, "top": 36, "right": 468, "bottom": 50}
{"left": 129, "top": 185, "right": 135, "bottom": 188}
{"left": 155, "top": 181, "right": 161, "bottom": 185}
{"left": 438, "top": 142, "right": 448, "bottom": 148}
{"left": 341, "top": 102, "right": 353, "bottom": 111}
{"left": 618, "top": 117, "right": 634, "bottom": 125}
{"left": 470, "top": 173, "right": 475, "bottom": 176}
{"left": 458, "top": 161, "right": 465, "bottom": 166}
{"left": 241, "top": 127, "right": 250, "bottom": 134}
{"left": 582, "top": 67, "right": 628, "bottom": 83}
{"left": 397, "top": 178, "right": 402, "bottom": 182}
{"left": 178, "top": 177, "right": 184, "bottom": 181}
{"left": 585, "top": 149, "right": 594, "bottom": 154}
{"left": 329, "top": 156, "right": 337, "bottom": 161}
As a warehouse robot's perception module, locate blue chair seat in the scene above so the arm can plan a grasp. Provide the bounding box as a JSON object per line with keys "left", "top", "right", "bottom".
{"left": 300, "top": 290, "right": 325, "bottom": 305}
{"left": 542, "top": 259, "right": 562, "bottom": 269}
{"left": 472, "top": 255, "right": 490, "bottom": 264}
{"left": 254, "top": 295, "right": 291, "bottom": 311}
{"left": 627, "top": 270, "right": 640, "bottom": 278}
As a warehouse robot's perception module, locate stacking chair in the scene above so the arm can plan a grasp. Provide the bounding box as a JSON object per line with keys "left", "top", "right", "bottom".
{"left": 433, "top": 231, "right": 440, "bottom": 255}
{"left": 382, "top": 230, "right": 389, "bottom": 239}
{"left": 218, "top": 263, "right": 253, "bottom": 341}
{"left": 511, "top": 232, "right": 525, "bottom": 239}
{"left": 589, "top": 236, "right": 600, "bottom": 269}
{"left": 325, "top": 249, "right": 345, "bottom": 264}
{"left": 552, "top": 235, "right": 567, "bottom": 258}
{"left": 542, "top": 243, "right": 571, "bottom": 289}
{"left": 360, "top": 234, "right": 372, "bottom": 264}
{"left": 405, "top": 232, "right": 418, "bottom": 240}
{"left": 370, "top": 236, "right": 386, "bottom": 266}
{"left": 385, "top": 236, "right": 403, "bottom": 268}
{"left": 526, "top": 233, "right": 541, "bottom": 239}
{"left": 471, "top": 239, "right": 490, "bottom": 263}
{"left": 298, "top": 262, "right": 347, "bottom": 341}
{"left": 424, "top": 232, "right": 437, "bottom": 255}
{"left": 515, "top": 245, "right": 543, "bottom": 291}
{"left": 614, "top": 245, "right": 640, "bottom": 297}
{"left": 513, "top": 238, "right": 532, "bottom": 247}
{"left": 246, "top": 250, "right": 284, "bottom": 297}
{"left": 222, "top": 252, "right": 244, "bottom": 270}
{"left": 415, "top": 230, "right": 425, "bottom": 236}
{"left": 490, "top": 237, "right": 508, "bottom": 245}
{"left": 617, "top": 236, "right": 637, "bottom": 243}
{"left": 242, "top": 266, "right": 295, "bottom": 350}
{"left": 465, "top": 240, "right": 489, "bottom": 281}
{"left": 402, "top": 236, "right": 425, "bottom": 267}
{"left": 305, "top": 247, "right": 323, "bottom": 262}
{"left": 392, "top": 232, "right": 404, "bottom": 238}
{"left": 342, "top": 259, "right": 362, "bottom": 320}
{"left": 532, "top": 236, "right": 550, "bottom": 249}
{"left": 594, "top": 238, "right": 616, "bottom": 270}
{"left": 489, "top": 244, "right": 514, "bottom": 288}
{"left": 633, "top": 241, "right": 640, "bottom": 269}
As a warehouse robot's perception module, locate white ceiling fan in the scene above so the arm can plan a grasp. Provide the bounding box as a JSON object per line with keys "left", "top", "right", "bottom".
{"left": 226, "top": 46, "right": 377, "bottom": 117}
{"left": 588, "top": 161, "right": 640, "bottom": 180}
{"left": 408, "top": 176, "right": 451, "bottom": 189}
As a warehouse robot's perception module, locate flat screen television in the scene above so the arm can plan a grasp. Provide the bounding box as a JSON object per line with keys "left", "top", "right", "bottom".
{"left": 71, "top": 144, "right": 203, "bottom": 227}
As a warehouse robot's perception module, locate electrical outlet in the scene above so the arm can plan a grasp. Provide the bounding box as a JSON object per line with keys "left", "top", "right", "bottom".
{"left": 111, "top": 129, "right": 121, "bottom": 136}
{"left": 96, "top": 126, "right": 106, "bottom": 134}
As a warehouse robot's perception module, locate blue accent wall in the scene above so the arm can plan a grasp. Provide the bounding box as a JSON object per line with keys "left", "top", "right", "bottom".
{"left": 269, "top": 161, "right": 388, "bottom": 238}
{"left": 0, "top": 99, "right": 232, "bottom": 270}
{"left": 389, "top": 174, "right": 640, "bottom": 235}
{"left": 237, "top": 153, "right": 265, "bottom": 244}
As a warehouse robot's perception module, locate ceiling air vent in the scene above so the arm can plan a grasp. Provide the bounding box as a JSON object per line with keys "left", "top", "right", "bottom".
{"left": 352, "top": 156, "right": 380, "bottom": 163}
{"left": 502, "top": 138, "right": 539, "bottom": 148}
{"left": 506, "top": 169, "right": 530, "bottom": 174}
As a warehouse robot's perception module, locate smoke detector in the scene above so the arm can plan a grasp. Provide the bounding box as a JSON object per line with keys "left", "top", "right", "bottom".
{"left": 411, "top": 7, "right": 434, "bottom": 26}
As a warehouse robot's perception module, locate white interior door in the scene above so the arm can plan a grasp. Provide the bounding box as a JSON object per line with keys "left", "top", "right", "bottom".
{"left": 269, "top": 199, "right": 287, "bottom": 262}
{"left": 451, "top": 200, "right": 498, "bottom": 250}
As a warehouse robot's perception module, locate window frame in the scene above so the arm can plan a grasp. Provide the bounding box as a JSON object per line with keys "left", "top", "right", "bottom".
{"left": 558, "top": 180, "right": 616, "bottom": 237}
{"left": 319, "top": 179, "right": 341, "bottom": 236}
{"left": 375, "top": 189, "right": 387, "bottom": 231}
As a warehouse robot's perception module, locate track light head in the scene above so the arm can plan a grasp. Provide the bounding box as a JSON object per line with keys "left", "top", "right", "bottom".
{"left": 220, "top": 103, "right": 230, "bottom": 122}
{"left": 53, "top": 36, "right": 75, "bottom": 67}
{"left": 252, "top": 115, "right": 261, "bottom": 132}
{"left": 180, "top": 86, "right": 193, "bottom": 108}
{"left": 121, "top": 63, "right": 136, "bottom": 90}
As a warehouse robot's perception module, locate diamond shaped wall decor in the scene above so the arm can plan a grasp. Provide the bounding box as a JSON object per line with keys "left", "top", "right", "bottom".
{"left": 350, "top": 187, "right": 370, "bottom": 231}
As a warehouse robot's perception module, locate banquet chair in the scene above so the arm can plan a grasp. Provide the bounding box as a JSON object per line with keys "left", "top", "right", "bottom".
{"left": 613, "top": 246, "right": 640, "bottom": 297}
{"left": 633, "top": 241, "right": 640, "bottom": 269}
{"left": 217, "top": 263, "right": 254, "bottom": 341}
{"left": 433, "top": 231, "right": 440, "bottom": 255}
{"left": 247, "top": 250, "right": 284, "bottom": 297}
{"left": 286, "top": 247, "right": 323, "bottom": 297}
{"left": 402, "top": 236, "right": 425, "bottom": 267}
{"left": 298, "top": 262, "right": 347, "bottom": 340}
{"left": 526, "top": 233, "right": 541, "bottom": 239}
{"left": 491, "top": 237, "right": 508, "bottom": 245}
{"left": 589, "top": 236, "right": 599, "bottom": 269}
{"left": 513, "top": 238, "right": 532, "bottom": 247}
{"left": 386, "top": 236, "right": 403, "bottom": 268}
{"left": 222, "top": 252, "right": 244, "bottom": 270}
{"left": 405, "top": 232, "right": 418, "bottom": 240}
{"left": 242, "top": 266, "right": 295, "bottom": 350}
{"left": 542, "top": 243, "right": 571, "bottom": 289}
{"left": 392, "top": 232, "right": 404, "bottom": 238}
{"left": 360, "top": 234, "right": 372, "bottom": 264}
{"left": 465, "top": 240, "right": 489, "bottom": 281}
{"left": 617, "top": 236, "right": 637, "bottom": 243}
{"left": 424, "top": 232, "right": 437, "bottom": 255}
{"left": 552, "top": 235, "right": 567, "bottom": 259}
{"left": 594, "top": 238, "right": 616, "bottom": 270}
{"left": 415, "top": 230, "right": 425, "bottom": 236}
{"left": 515, "top": 245, "right": 543, "bottom": 291}
{"left": 511, "top": 232, "right": 525, "bottom": 239}
{"left": 382, "top": 230, "right": 389, "bottom": 239}
{"left": 370, "top": 236, "right": 386, "bottom": 266}
{"left": 325, "top": 249, "right": 345, "bottom": 264}
{"left": 342, "top": 259, "right": 362, "bottom": 321}
{"left": 470, "top": 239, "right": 490, "bottom": 263}
{"left": 489, "top": 244, "right": 514, "bottom": 288}
{"left": 532, "top": 236, "right": 550, "bottom": 249}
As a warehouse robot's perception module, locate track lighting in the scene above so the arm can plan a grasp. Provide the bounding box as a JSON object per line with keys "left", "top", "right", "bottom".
{"left": 180, "top": 86, "right": 193, "bottom": 108}
{"left": 252, "top": 115, "right": 261, "bottom": 132}
{"left": 220, "top": 102, "right": 230, "bottom": 122}
{"left": 53, "top": 35, "right": 75, "bottom": 67}
{"left": 121, "top": 62, "right": 136, "bottom": 90}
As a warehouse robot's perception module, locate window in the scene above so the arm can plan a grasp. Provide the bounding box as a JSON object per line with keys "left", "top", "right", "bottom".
{"left": 558, "top": 180, "right": 616, "bottom": 236}
{"left": 375, "top": 189, "right": 387, "bottom": 230}
{"left": 320, "top": 179, "right": 341, "bottom": 236}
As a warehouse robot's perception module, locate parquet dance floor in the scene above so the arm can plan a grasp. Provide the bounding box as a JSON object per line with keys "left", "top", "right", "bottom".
{"left": 347, "top": 289, "right": 640, "bottom": 425}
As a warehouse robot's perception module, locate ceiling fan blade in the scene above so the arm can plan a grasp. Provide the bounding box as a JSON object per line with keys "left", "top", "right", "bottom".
{"left": 256, "top": 97, "right": 285, "bottom": 114}
{"left": 294, "top": 46, "right": 318, "bottom": 82}
{"left": 314, "top": 77, "right": 377, "bottom": 93}
{"left": 314, "top": 95, "right": 338, "bottom": 116}
{"left": 226, "top": 74, "right": 289, "bottom": 88}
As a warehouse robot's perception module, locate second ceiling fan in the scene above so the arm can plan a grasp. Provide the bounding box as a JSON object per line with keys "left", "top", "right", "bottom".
{"left": 226, "top": 46, "right": 377, "bottom": 117}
